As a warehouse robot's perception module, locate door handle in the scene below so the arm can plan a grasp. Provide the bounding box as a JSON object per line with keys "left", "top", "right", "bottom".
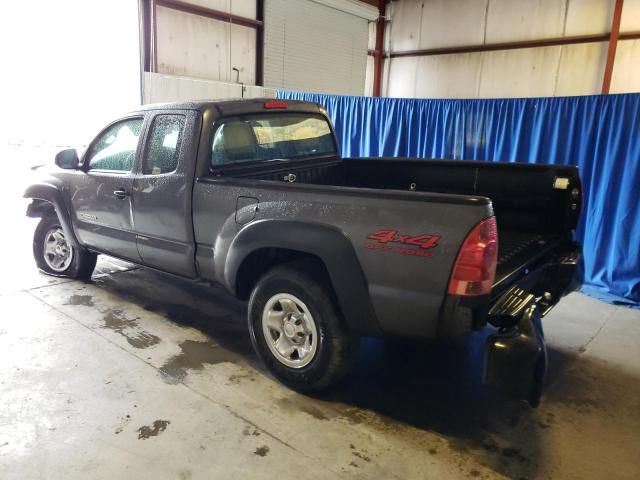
{"left": 113, "top": 189, "right": 129, "bottom": 199}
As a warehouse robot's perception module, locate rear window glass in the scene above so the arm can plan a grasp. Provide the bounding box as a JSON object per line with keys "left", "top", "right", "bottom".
{"left": 211, "top": 114, "right": 335, "bottom": 166}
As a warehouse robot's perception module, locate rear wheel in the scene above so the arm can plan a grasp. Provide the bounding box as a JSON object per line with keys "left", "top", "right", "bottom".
{"left": 248, "top": 264, "right": 358, "bottom": 391}
{"left": 33, "top": 214, "right": 97, "bottom": 279}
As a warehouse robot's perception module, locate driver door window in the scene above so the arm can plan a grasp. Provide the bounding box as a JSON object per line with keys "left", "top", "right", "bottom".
{"left": 87, "top": 118, "right": 143, "bottom": 172}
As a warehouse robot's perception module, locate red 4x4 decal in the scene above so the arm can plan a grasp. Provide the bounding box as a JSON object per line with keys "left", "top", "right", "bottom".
{"left": 365, "top": 230, "right": 441, "bottom": 258}
{"left": 367, "top": 230, "right": 440, "bottom": 249}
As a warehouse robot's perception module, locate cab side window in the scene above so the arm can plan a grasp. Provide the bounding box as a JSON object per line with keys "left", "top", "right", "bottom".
{"left": 143, "top": 115, "right": 185, "bottom": 175}
{"left": 87, "top": 118, "right": 143, "bottom": 172}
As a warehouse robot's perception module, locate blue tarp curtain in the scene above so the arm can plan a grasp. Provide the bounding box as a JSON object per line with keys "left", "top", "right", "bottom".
{"left": 277, "top": 90, "right": 640, "bottom": 307}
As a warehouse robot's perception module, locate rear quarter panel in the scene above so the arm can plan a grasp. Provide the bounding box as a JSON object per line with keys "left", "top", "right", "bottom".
{"left": 193, "top": 179, "right": 492, "bottom": 337}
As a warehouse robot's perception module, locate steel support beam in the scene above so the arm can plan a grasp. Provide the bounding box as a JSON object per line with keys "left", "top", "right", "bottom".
{"left": 256, "top": 0, "right": 264, "bottom": 86}
{"left": 367, "top": 32, "right": 640, "bottom": 59}
{"left": 602, "top": 0, "right": 624, "bottom": 94}
{"left": 155, "top": 0, "right": 263, "bottom": 29}
{"left": 372, "top": 1, "right": 386, "bottom": 97}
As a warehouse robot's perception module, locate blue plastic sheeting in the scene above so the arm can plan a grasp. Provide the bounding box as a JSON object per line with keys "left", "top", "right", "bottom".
{"left": 277, "top": 90, "right": 640, "bottom": 306}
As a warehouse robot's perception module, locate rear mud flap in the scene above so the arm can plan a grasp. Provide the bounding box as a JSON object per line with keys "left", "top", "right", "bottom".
{"left": 484, "top": 303, "right": 547, "bottom": 407}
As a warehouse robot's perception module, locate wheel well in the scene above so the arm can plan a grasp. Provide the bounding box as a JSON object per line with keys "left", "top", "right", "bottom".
{"left": 235, "top": 248, "right": 332, "bottom": 300}
{"left": 26, "top": 199, "right": 56, "bottom": 218}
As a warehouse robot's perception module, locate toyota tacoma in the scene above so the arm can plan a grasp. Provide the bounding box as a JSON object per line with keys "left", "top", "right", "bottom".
{"left": 24, "top": 99, "right": 583, "bottom": 406}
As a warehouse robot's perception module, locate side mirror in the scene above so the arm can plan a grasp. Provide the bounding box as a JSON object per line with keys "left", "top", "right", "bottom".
{"left": 55, "top": 149, "right": 80, "bottom": 169}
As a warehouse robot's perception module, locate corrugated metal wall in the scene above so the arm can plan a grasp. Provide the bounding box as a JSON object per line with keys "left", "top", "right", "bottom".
{"left": 155, "top": 1, "right": 257, "bottom": 85}
{"left": 264, "top": 0, "right": 370, "bottom": 94}
{"left": 372, "top": 0, "right": 640, "bottom": 98}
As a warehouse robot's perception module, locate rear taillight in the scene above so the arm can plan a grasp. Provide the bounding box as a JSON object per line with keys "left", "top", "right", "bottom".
{"left": 448, "top": 216, "right": 498, "bottom": 296}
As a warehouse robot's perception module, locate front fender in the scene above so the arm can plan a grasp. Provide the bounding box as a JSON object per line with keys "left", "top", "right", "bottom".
{"left": 24, "top": 182, "right": 79, "bottom": 247}
{"left": 225, "top": 219, "right": 381, "bottom": 336}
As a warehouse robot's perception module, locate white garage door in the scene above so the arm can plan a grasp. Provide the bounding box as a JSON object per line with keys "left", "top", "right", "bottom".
{"left": 264, "top": 0, "right": 376, "bottom": 95}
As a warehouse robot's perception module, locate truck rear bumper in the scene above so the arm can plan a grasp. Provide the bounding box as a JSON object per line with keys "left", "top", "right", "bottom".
{"left": 483, "top": 243, "right": 582, "bottom": 407}
{"left": 485, "top": 301, "right": 546, "bottom": 406}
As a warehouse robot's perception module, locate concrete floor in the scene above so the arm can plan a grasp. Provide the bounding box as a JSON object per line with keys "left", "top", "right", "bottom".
{"left": 1, "top": 151, "right": 640, "bottom": 479}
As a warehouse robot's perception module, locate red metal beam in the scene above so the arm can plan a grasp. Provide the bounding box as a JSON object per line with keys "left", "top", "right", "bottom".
{"left": 367, "top": 30, "right": 640, "bottom": 59}
{"left": 156, "top": 0, "right": 263, "bottom": 29}
{"left": 386, "top": 33, "right": 611, "bottom": 58}
{"left": 139, "top": 0, "right": 153, "bottom": 73}
{"left": 372, "top": 1, "right": 386, "bottom": 97}
{"left": 151, "top": 0, "right": 158, "bottom": 72}
{"left": 256, "top": 0, "right": 264, "bottom": 86}
{"left": 602, "top": 0, "right": 624, "bottom": 94}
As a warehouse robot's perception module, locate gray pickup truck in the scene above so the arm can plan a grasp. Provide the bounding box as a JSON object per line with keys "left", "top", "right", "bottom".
{"left": 25, "top": 99, "right": 582, "bottom": 406}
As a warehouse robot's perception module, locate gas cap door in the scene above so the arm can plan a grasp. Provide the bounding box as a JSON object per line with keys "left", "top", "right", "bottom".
{"left": 235, "top": 196, "right": 259, "bottom": 225}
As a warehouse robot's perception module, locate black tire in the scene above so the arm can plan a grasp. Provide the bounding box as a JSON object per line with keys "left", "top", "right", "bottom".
{"left": 248, "top": 263, "right": 358, "bottom": 392}
{"left": 33, "top": 214, "right": 97, "bottom": 279}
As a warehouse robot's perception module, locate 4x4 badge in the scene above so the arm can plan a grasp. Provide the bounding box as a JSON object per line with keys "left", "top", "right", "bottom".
{"left": 367, "top": 229, "right": 440, "bottom": 249}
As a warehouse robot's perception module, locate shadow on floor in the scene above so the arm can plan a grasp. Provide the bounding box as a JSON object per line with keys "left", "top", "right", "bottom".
{"left": 88, "top": 264, "right": 640, "bottom": 479}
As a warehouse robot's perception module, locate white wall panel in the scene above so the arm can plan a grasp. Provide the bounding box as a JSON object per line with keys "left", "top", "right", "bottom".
{"left": 555, "top": 42, "right": 608, "bottom": 95}
{"left": 368, "top": 20, "right": 376, "bottom": 50}
{"left": 143, "top": 72, "right": 275, "bottom": 104}
{"left": 611, "top": 40, "right": 640, "bottom": 93}
{"left": 386, "top": 58, "right": 419, "bottom": 98}
{"left": 417, "top": 0, "right": 487, "bottom": 49}
{"left": 229, "top": 23, "right": 257, "bottom": 84}
{"left": 565, "top": 0, "right": 612, "bottom": 36}
{"left": 264, "top": 0, "right": 369, "bottom": 94}
{"left": 389, "top": 0, "right": 424, "bottom": 51}
{"left": 485, "top": 0, "right": 566, "bottom": 43}
{"left": 364, "top": 55, "right": 375, "bottom": 96}
{"left": 382, "top": 0, "right": 640, "bottom": 99}
{"left": 621, "top": 0, "right": 640, "bottom": 31}
{"left": 156, "top": 6, "right": 255, "bottom": 84}
{"left": 414, "top": 53, "right": 482, "bottom": 98}
{"left": 478, "top": 46, "right": 561, "bottom": 98}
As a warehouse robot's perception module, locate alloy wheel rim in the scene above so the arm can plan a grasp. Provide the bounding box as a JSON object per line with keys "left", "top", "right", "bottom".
{"left": 262, "top": 293, "right": 318, "bottom": 368}
{"left": 43, "top": 227, "right": 73, "bottom": 272}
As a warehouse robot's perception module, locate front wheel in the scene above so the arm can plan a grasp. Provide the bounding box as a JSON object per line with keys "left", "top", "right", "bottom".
{"left": 248, "top": 264, "right": 358, "bottom": 392}
{"left": 33, "top": 214, "right": 97, "bottom": 279}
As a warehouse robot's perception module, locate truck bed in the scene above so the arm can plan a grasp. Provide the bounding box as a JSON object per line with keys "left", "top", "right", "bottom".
{"left": 215, "top": 156, "right": 580, "bottom": 295}
{"left": 495, "top": 230, "right": 563, "bottom": 288}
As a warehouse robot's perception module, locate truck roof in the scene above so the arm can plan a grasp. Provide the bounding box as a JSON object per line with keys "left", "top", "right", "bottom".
{"left": 133, "top": 98, "right": 323, "bottom": 116}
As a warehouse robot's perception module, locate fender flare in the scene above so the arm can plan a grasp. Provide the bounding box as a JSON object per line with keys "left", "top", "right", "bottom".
{"left": 225, "top": 219, "right": 381, "bottom": 336}
{"left": 24, "top": 182, "right": 80, "bottom": 247}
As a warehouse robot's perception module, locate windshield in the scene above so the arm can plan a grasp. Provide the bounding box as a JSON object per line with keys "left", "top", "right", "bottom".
{"left": 211, "top": 113, "right": 336, "bottom": 166}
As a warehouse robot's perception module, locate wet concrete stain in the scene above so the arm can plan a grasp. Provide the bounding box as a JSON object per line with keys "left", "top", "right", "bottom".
{"left": 115, "top": 414, "right": 131, "bottom": 434}
{"left": 102, "top": 309, "right": 161, "bottom": 349}
{"left": 65, "top": 294, "right": 94, "bottom": 307}
{"left": 159, "top": 339, "right": 242, "bottom": 384}
{"left": 351, "top": 450, "right": 371, "bottom": 463}
{"left": 277, "top": 397, "right": 331, "bottom": 421}
{"left": 313, "top": 335, "right": 545, "bottom": 479}
{"left": 137, "top": 420, "right": 170, "bottom": 439}
{"left": 243, "top": 426, "right": 261, "bottom": 437}
{"left": 276, "top": 396, "right": 365, "bottom": 425}
{"left": 253, "top": 445, "right": 269, "bottom": 457}
{"left": 545, "top": 368, "right": 604, "bottom": 413}
{"left": 84, "top": 266, "right": 640, "bottom": 479}
{"left": 228, "top": 372, "right": 257, "bottom": 385}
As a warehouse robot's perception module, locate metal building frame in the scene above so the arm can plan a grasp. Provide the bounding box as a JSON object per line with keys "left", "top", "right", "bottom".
{"left": 368, "top": 0, "right": 639, "bottom": 95}
{"left": 138, "top": 0, "right": 265, "bottom": 86}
